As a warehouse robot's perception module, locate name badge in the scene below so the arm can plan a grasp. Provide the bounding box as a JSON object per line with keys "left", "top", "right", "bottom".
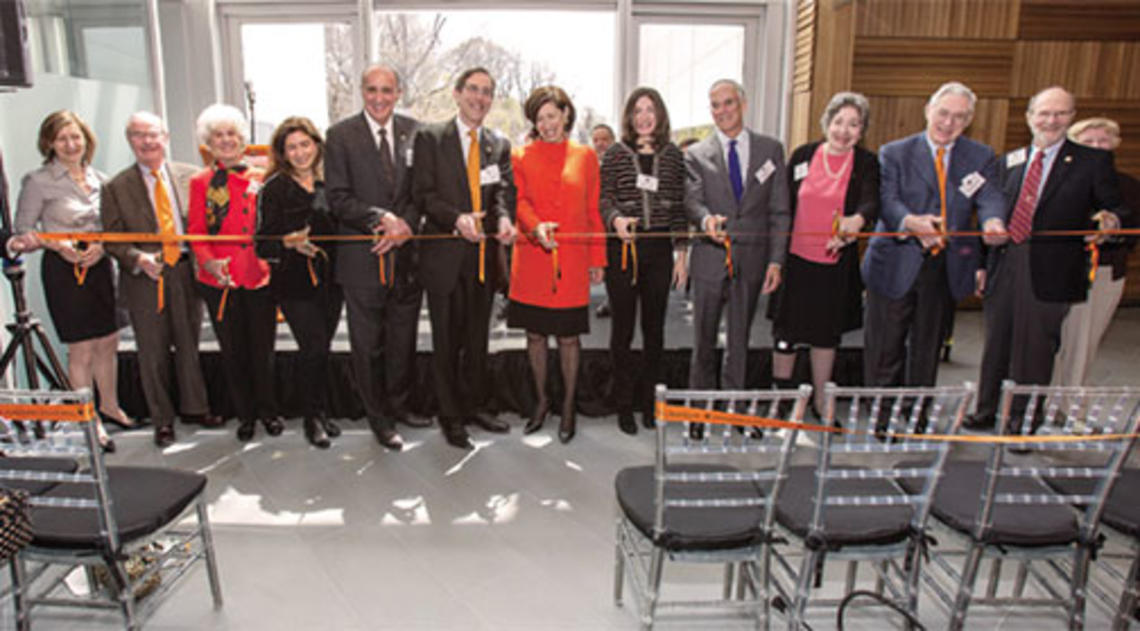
{"left": 1006, "top": 148, "right": 1027, "bottom": 169}
{"left": 405, "top": 148, "right": 414, "bottom": 168}
{"left": 636, "top": 173, "right": 659, "bottom": 192}
{"left": 958, "top": 171, "right": 985, "bottom": 198}
{"left": 755, "top": 159, "right": 776, "bottom": 185}
{"left": 480, "top": 165, "right": 501, "bottom": 185}
{"left": 793, "top": 162, "right": 809, "bottom": 182}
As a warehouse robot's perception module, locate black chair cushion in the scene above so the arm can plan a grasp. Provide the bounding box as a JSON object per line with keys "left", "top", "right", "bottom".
{"left": 900, "top": 460, "right": 1079, "bottom": 547}
{"left": 0, "top": 457, "right": 80, "bottom": 495}
{"left": 774, "top": 465, "right": 914, "bottom": 549}
{"left": 30, "top": 466, "right": 206, "bottom": 549}
{"left": 615, "top": 464, "right": 769, "bottom": 552}
{"left": 1045, "top": 468, "right": 1140, "bottom": 538}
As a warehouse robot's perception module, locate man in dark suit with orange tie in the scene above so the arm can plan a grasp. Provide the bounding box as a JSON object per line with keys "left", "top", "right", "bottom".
{"left": 326, "top": 64, "right": 425, "bottom": 451}
{"left": 412, "top": 67, "right": 516, "bottom": 449}
{"left": 968, "top": 86, "right": 1128, "bottom": 429}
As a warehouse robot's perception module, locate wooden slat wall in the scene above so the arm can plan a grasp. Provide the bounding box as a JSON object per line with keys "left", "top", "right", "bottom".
{"left": 787, "top": 0, "right": 1140, "bottom": 303}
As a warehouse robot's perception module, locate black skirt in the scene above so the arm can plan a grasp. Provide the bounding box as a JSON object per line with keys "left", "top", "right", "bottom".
{"left": 771, "top": 253, "right": 850, "bottom": 348}
{"left": 40, "top": 250, "right": 120, "bottom": 343}
{"left": 507, "top": 300, "right": 589, "bottom": 337}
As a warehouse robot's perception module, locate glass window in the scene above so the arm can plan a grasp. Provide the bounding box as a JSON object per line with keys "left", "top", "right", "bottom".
{"left": 370, "top": 9, "right": 617, "bottom": 144}
{"left": 637, "top": 23, "right": 744, "bottom": 139}
{"left": 239, "top": 21, "right": 356, "bottom": 143}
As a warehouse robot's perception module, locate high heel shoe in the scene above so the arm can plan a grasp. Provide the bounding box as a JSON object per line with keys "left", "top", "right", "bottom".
{"left": 98, "top": 409, "right": 137, "bottom": 430}
{"left": 524, "top": 398, "right": 550, "bottom": 435}
{"left": 304, "top": 417, "right": 331, "bottom": 449}
{"left": 558, "top": 401, "right": 576, "bottom": 444}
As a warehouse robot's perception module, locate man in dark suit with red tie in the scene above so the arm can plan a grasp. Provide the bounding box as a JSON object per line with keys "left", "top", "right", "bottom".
{"left": 968, "top": 86, "right": 1128, "bottom": 429}
{"left": 326, "top": 64, "right": 426, "bottom": 451}
{"left": 412, "top": 67, "right": 516, "bottom": 449}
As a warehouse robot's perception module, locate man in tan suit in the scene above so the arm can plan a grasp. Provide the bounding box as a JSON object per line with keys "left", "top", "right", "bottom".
{"left": 100, "top": 112, "right": 222, "bottom": 447}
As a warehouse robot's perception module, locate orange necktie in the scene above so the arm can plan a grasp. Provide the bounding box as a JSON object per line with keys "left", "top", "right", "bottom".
{"left": 467, "top": 129, "right": 485, "bottom": 283}
{"left": 152, "top": 168, "right": 180, "bottom": 266}
{"left": 932, "top": 147, "right": 947, "bottom": 255}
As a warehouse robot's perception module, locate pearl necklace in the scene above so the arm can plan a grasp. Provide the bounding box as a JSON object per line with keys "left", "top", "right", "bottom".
{"left": 821, "top": 146, "right": 852, "bottom": 180}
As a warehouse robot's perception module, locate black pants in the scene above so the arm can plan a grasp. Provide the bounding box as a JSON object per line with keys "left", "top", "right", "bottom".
{"left": 199, "top": 284, "right": 278, "bottom": 422}
{"left": 279, "top": 283, "right": 343, "bottom": 418}
{"left": 426, "top": 266, "right": 494, "bottom": 422}
{"left": 863, "top": 253, "right": 953, "bottom": 388}
{"left": 343, "top": 278, "right": 422, "bottom": 423}
{"left": 604, "top": 236, "right": 673, "bottom": 414}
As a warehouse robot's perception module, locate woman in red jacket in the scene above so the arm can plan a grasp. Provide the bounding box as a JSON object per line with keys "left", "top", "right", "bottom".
{"left": 188, "top": 104, "right": 282, "bottom": 442}
{"left": 508, "top": 86, "right": 605, "bottom": 443}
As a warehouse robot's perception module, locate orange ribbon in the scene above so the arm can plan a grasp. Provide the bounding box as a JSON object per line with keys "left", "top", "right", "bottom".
{"left": 551, "top": 247, "right": 561, "bottom": 294}
{"left": 73, "top": 263, "right": 88, "bottom": 286}
{"left": 217, "top": 286, "right": 230, "bottom": 322}
{"left": 724, "top": 237, "right": 734, "bottom": 279}
{"left": 1087, "top": 242, "right": 1100, "bottom": 284}
{"left": 308, "top": 257, "right": 320, "bottom": 287}
{"left": 621, "top": 239, "right": 638, "bottom": 286}
{"left": 0, "top": 401, "right": 96, "bottom": 422}
{"left": 156, "top": 275, "right": 165, "bottom": 313}
{"left": 479, "top": 241, "right": 486, "bottom": 284}
{"left": 378, "top": 251, "right": 387, "bottom": 286}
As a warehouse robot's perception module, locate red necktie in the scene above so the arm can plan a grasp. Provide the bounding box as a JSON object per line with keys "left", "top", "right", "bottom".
{"left": 1008, "top": 150, "right": 1044, "bottom": 244}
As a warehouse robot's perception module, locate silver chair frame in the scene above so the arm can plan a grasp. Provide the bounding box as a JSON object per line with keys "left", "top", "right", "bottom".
{"left": 918, "top": 381, "right": 1140, "bottom": 631}
{"left": 0, "top": 388, "right": 223, "bottom": 630}
{"left": 768, "top": 382, "right": 975, "bottom": 630}
{"left": 613, "top": 384, "right": 811, "bottom": 631}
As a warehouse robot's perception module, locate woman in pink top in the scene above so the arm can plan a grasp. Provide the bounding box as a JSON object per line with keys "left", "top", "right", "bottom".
{"left": 767, "top": 92, "right": 879, "bottom": 414}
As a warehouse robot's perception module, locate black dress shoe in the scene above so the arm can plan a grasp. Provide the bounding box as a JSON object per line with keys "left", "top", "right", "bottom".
{"left": 183, "top": 414, "right": 225, "bottom": 428}
{"left": 963, "top": 413, "right": 995, "bottom": 431}
{"left": 617, "top": 411, "right": 637, "bottom": 435}
{"left": 154, "top": 426, "right": 176, "bottom": 448}
{"left": 261, "top": 416, "right": 285, "bottom": 436}
{"left": 366, "top": 417, "right": 404, "bottom": 451}
{"left": 467, "top": 413, "right": 509, "bottom": 434}
{"left": 524, "top": 399, "right": 550, "bottom": 435}
{"left": 303, "top": 417, "right": 330, "bottom": 449}
{"left": 236, "top": 419, "right": 257, "bottom": 442}
{"left": 395, "top": 413, "right": 432, "bottom": 429}
{"left": 441, "top": 421, "right": 474, "bottom": 450}
{"left": 640, "top": 410, "right": 656, "bottom": 430}
{"left": 322, "top": 418, "right": 341, "bottom": 438}
{"left": 558, "top": 402, "right": 576, "bottom": 444}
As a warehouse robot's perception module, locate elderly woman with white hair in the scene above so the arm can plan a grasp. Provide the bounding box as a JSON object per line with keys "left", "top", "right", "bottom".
{"left": 1052, "top": 117, "right": 1140, "bottom": 387}
{"left": 188, "top": 103, "right": 283, "bottom": 442}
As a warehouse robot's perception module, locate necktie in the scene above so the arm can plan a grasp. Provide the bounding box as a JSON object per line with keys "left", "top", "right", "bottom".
{"left": 728, "top": 139, "right": 743, "bottom": 203}
{"left": 151, "top": 168, "right": 180, "bottom": 266}
{"left": 1009, "top": 150, "right": 1044, "bottom": 244}
{"left": 467, "top": 129, "right": 481, "bottom": 215}
{"left": 934, "top": 146, "right": 947, "bottom": 227}
{"left": 377, "top": 127, "right": 395, "bottom": 202}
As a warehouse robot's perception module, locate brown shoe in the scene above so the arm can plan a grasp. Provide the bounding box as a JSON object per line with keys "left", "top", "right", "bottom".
{"left": 154, "top": 426, "right": 176, "bottom": 448}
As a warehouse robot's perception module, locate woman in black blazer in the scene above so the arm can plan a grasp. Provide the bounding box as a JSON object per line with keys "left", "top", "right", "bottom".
{"left": 255, "top": 117, "right": 344, "bottom": 448}
{"left": 767, "top": 92, "right": 879, "bottom": 414}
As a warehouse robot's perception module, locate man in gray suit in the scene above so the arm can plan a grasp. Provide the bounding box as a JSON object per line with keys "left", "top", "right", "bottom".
{"left": 685, "top": 79, "right": 790, "bottom": 392}
{"left": 100, "top": 112, "right": 222, "bottom": 448}
{"left": 325, "top": 64, "right": 425, "bottom": 451}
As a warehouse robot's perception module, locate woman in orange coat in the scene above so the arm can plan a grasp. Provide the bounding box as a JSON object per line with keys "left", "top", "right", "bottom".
{"left": 508, "top": 85, "right": 605, "bottom": 443}
{"left": 188, "top": 103, "right": 282, "bottom": 443}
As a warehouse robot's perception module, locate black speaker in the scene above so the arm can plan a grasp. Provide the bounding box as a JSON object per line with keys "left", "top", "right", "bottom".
{"left": 0, "top": 0, "right": 32, "bottom": 89}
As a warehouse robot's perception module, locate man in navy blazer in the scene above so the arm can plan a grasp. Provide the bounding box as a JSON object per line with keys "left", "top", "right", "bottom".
{"left": 862, "top": 81, "right": 1004, "bottom": 388}
{"left": 412, "top": 67, "right": 516, "bottom": 450}
{"left": 327, "top": 64, "right": 427, "bottom": 451}
{"left": 969, "top": 86, "right": 1126, "bottom": 428}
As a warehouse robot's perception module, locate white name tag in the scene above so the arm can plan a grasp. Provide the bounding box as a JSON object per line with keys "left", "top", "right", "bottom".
{"left": 1006, "top": 148, "right": 1027, "bottom": 169}
{"left": 636, "top": 173, "right": 659, "bottom": 192}
{"left": 755, "top": 159, "right": 776, "bottom": 185}
{"left": 480, "top": 164, "right": 501, "bottom": 185}
{"left": 405, "top": 148, "right": 414, "bottom": 168}
{"left": 958, "top": 171, "right": 985, "bottom": 198}
{"left": 793, "top": 162, "right": 809, "bottom": 182}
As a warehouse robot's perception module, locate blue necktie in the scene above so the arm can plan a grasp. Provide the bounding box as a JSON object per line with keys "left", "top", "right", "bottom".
{"left": 728, "top": 139, "right": 743, "bottom": 203}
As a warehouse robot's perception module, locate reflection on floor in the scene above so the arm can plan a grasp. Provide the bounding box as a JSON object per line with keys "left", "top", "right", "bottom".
{"left": 12, "top": 308, "right": 1140, "bottom": 630}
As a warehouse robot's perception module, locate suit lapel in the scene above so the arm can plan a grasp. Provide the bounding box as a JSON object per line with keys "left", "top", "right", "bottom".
{"left": 1004, "top": 149, "right": 1028, "bottom": 211}
{"left": 441, "top": 120, "right": 469, "bottom": 210}
{"left": 127, "top": 165, "right": 159, "bottom": 231}
{"left": 393, "top": 115, "right": 413, "bottom": 183}
{"left": 356, "top": 113, "right": 386, "bottom": 183}
{"left": 910, "top": 135, "right": 939, "bottom": 197}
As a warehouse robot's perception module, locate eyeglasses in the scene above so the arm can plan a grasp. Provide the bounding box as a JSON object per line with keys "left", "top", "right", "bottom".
{"left": 1033, "top": 109, "right": 1074, "bottom": 120}
{"left": 127, "top": 130, "right": 166, "bottom": 140}
{"left": 462, "top": 83, "right": 494, "bottom": 99}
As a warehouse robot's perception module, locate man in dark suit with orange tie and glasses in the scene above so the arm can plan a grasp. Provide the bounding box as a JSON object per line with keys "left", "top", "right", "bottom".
{"left": 968, "top": 86, "right": 1128, "bottom": 430}
{"left": 412, "top": 67, "right": 517, "bottom": 449}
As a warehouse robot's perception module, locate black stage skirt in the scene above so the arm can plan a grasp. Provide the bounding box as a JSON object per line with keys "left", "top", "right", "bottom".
{"left": 507, "top": 300, "right": 589, "bottom": 337}
{"left": 40, "top": 250, "right": 120, "bottom": 343}
{"left": 771, "top": 253, "right": 849, "bottom": 349}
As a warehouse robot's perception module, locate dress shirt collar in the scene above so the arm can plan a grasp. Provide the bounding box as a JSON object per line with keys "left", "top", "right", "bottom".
{"left": 364, "top": 111, "right": 395, "bottom": 153}
{"left": 715, "top": 127, "right": 748, "bottom": 147}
